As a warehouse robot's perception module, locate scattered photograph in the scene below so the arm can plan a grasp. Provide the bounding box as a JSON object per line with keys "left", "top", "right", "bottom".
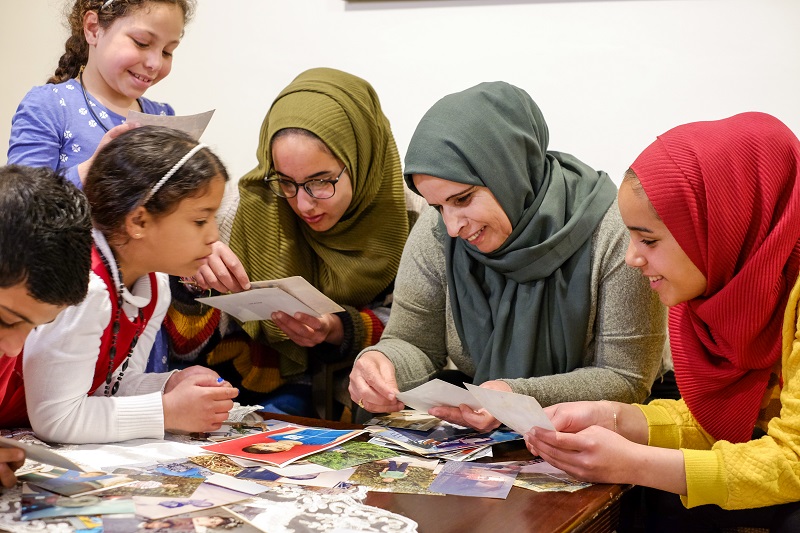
{"left": 112, "top": 461, "right": 213, "bottom": 479}
{"left": 18, "top": 466, "right": 135, "bottom": 497}
{"left": 133, "top": 482, "right": 250, "bottom": 520}
{"left": 20, "top": 483, "right": 135, "bottom": 521}
{"left": 347, "top": 456, "right": 442, "bottom": 495}
{"left": 369, "top": 426, "right": 521, "bottom": 456}
{"left": 103, "top": 507, "right": 261, "bottom": 533}
{"left": 512, "top": 459, "right": 592, "bottom": 493}
{"left": 201, "top": 425, "right": 365, "bottom": 468}
{"left": 187, "top": 455, "right": 245, "bottom": 476}
{"left": 234, "top": 464, "right": 353, "bottom": 489}
{"left": 304, "top": 441, "right": 397, "bottom": 470}
{"left": 100, "top": 474, "right": 205, "bottom": 498}
{"left": 427, "top": 462, "right": 519, "bottom": 499}
{"left": 365, "top": 410, "right": 443, "bottom": 431}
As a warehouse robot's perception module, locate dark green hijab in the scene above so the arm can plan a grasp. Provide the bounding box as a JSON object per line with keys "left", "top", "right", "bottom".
{"left": 404, "top": 82, "right": 616, "bottom": 384}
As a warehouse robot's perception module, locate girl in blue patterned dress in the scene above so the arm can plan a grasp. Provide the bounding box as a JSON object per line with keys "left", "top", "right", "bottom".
{"left": 7, "top": 0, "right": 195, "bottom": 188}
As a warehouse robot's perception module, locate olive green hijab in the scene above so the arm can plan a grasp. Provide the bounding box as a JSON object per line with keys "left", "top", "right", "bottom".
{"left": 229, "top": 68, "right": 408, "bottom": 376}
{"left": 404, "top": 82, "right": 616, "bottom": 384}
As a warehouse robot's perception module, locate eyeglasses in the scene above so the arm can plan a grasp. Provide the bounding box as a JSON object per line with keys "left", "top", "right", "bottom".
{"left": 265, "top": 166, "right": 345, "bottom": 200}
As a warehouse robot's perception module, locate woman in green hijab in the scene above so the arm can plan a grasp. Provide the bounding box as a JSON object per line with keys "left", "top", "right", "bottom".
{"left": 349, "top": 81, "right": 668, "bottom": 431}
{"left": 164, "top": 68, "right": 410, "bottom": 417}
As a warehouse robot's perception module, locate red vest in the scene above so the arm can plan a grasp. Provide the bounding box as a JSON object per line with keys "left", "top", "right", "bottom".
{"left": 0, "top": 247, "right": 160, "bottom": 428}
{"left": 89, "top": 246, "right": 158, "bottom": 395}
{"left": 0, "top": 355, "right": 27, "bottom": 428}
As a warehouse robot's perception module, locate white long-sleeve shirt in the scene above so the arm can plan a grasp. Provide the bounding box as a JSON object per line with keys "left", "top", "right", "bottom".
{"left": 23, "top": 231, "right": 173, "bottom": 444}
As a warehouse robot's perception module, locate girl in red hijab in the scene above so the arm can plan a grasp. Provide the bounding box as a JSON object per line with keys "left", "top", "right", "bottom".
{"left": 525, "top": 112, "right": 800, "bottom": 532}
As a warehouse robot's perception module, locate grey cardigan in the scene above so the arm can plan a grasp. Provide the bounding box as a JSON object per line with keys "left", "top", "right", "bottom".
{"left": 359, "top": 200, "right": 668, "bottom": 406}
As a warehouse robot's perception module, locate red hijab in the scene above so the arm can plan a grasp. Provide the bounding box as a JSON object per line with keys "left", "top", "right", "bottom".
{"left": 631, "top": 112, "right": 800, "bottom": 443}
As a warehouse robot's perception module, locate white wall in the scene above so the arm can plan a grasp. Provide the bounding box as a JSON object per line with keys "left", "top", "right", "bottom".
{"left": 2, "top": 0, "right": 799, "bottom": 184}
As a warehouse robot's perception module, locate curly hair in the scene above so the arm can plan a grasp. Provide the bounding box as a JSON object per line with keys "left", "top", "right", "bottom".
{"left": 0, "top": 166, "right": 92, "bottom": 306}
{"left": 48, "top": 0, "right": 196, "bottom": 84}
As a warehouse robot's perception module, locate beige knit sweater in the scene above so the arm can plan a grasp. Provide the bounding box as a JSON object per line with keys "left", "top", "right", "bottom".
{"left": 360, "top": 199, "right": 669, "bottom": 406}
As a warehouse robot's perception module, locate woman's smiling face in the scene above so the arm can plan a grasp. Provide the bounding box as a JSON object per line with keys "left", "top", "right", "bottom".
{"left": 618, "top": 178, "right": 707, "bottom": 307}
{"left": 413, "top": 174, "right": 512, "bottom": 253}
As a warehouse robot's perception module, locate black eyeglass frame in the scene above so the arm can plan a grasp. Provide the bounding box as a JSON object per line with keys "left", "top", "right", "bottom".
{"left": 264, "top": 166, "right": 346, "bottom": 199}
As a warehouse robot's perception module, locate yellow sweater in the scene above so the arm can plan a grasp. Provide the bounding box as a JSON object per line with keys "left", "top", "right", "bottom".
{"left": 637, "top": 275, "right": 800, "bottom": 510}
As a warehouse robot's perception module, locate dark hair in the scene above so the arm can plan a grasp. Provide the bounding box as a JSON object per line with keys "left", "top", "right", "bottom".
{"left": 49, "top": 0, "right": 196, "bottom": 84}
{"left": 84, "top": 126, "right": 229, "bottom": 242}
{"left": 0, "top": 166, "right": 92, "bottom": 306}
{"left": 622, "top": 168, "right": 661, "bottom": 220}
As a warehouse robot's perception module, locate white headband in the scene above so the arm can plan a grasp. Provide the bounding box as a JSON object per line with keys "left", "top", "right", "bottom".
{"left": 101, "top": 0, "right": 114, "bottom": 8}
{"left": 142, "top": 143, "right": 208, "bottom": 204}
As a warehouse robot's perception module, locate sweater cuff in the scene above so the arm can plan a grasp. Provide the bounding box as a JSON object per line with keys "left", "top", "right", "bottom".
{"left": 338, "top": 308, "right": 357, "bottom": 359}
{"left": 309, "top": 310, "right": 356, "bottom": 364}
{"left": 116, "top": 391, "right": 166, "bottom": 441}
{"left": 681, "top": 448, "right": 728, "bottom": 508}
{"left": 636, "top": 403, "right": 682, "bottom": 448}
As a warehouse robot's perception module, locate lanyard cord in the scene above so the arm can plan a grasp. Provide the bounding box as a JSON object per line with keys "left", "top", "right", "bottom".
{"left": 78, "top": 70, "right": 142, "bottom": 133}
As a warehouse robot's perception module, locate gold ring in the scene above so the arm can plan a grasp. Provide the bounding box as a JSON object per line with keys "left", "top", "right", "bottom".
{"left": 358, "top": 398, "right": 365, "bottom": 409}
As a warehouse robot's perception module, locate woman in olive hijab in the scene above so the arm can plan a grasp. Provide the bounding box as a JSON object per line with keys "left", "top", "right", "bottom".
{"left": 349, "top": 81, "right": 668, "bottom": 431}
{"left": 165, "top": 68, "right": 409, "bottom": 416}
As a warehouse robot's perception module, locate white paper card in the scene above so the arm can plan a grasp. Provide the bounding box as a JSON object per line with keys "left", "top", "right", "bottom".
{"left": 126, "top": 109, "right": 214, "bottom": 140}
{"left": 395, "top": 379, "right": 483, "bottom": 413}
{"left": 204, "top": 473, "right": 267, "bottom": 495}
{"left": 0, "top": 437, "right": 85, "bottom": 472}
{"left": 259, "top": 463, "right": 331, "bottom": 477}
{"left": 464, "top": 384, "right": 554, "bottom": 434}
{"left": 197, "top": 276, "right": 344, "bottom": 322}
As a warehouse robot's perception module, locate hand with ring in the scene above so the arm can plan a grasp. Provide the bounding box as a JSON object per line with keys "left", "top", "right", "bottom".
{"left": 348, "top": 350, "right": 404, "bottom": 414}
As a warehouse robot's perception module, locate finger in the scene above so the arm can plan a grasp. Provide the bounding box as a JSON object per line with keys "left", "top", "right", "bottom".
{"left": 204, "top": 256, "right": 238, "bottom": 293}
{"left": 529, "top": 429, "right": 589, "bottom": 470}
{"left": 362, "top": 364, "right": 400, "bottom": 401}
{"left": 293, "top": 312, "right": 322, "bottom": 330}
{"left": 479, "top": 380, "right": 512, "bottom": 392}
{"left": 213, "top": 242, "right": 250, "bottom": 290}
{"left": 193, "top": 265, "right": 214, "bottom": 290}
{"left": 181, "top": 365, "right": 220, "bottom": 379}
{"left": 350, "top": 370, "right": 402, "bottom": 413}
{"left": 112, "top": 121, "right": 137, "bottom": 135}
{"left": 195, "top": 263, "right": 230, "bottom": 293}
{"left": 0, "top": 464, "right": 17, "bottom": 489}
{"left": 360, "top": 396, "right": 405, "bottom": 414}
{"left": 523, "top": 434, "right": 540, "bottom": 456}
{"left": 429, "top": 405, "right": 467, "bottom": 426}
{"left": 272, "top": 312, "right": 308, "bottom": 336}
{"left": 272, "top": 313, "right": 317, "bottom": 346}
{"left": 459, "top": 406, "right": 500, "bottom": 432}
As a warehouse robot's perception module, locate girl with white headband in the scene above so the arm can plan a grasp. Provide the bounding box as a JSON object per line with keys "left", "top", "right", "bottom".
{"left": 22, "top": 126, "right": 238, "bottom": 444}
{"left": 8, "top": 0, "right": 195, "bottom": 188}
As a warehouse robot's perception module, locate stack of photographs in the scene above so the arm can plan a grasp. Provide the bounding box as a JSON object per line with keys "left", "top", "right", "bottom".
{"left": 364, "top": 411, "right": 523, "bottom": 460}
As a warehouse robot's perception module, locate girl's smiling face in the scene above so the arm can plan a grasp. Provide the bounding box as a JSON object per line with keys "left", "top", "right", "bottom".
{"left": 618, "top": 178, "right": 707, "bottom": 307}
{"left": 412, "top": 174, "right": 512, "bottom": 253}
{"left": 84, "top": 2, "right": 185, "bottom": 106}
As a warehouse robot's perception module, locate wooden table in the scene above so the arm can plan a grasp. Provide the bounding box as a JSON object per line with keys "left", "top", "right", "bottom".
{"left": 269, "top": 414, "right": 630, "bottom": 533}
